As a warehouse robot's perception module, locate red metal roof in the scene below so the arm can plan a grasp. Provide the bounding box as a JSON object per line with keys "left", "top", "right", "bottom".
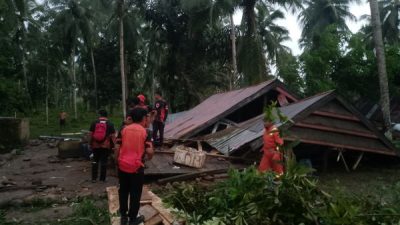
{"left": 164, "top": 79, "right": 297, "bottom": 139}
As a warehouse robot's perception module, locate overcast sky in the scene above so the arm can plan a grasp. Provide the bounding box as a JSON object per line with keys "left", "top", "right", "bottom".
{"left": 233, "top": 2, "right": 371, "bottom": 55}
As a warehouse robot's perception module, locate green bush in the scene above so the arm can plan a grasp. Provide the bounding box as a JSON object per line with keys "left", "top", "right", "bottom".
{"left": 164, "top": 162, "right": 400, "bottom": 225}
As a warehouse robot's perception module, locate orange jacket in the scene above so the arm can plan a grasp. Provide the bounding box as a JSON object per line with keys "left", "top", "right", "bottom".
{"left": 118, "top": 123, "right": 148, "bottom": 173}
{"left": 263, "top": 125, "right": 283, "bottom": 152}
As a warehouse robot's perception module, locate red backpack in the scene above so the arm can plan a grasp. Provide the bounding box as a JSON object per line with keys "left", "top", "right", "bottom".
{"left": 92, "top": 120, "right": 108, "bottom": 142}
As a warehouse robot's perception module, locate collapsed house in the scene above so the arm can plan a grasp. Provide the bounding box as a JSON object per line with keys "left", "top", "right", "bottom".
{"left": 165, "top": 79, "right": 298, "bottom": 139}
{"left": 165, "top": 80, "right": 399, "bottom": 171}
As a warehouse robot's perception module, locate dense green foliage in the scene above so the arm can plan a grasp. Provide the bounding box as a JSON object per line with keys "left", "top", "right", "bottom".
{"left": 164, "top": 165, "right": 400, "bottom": 225}
{"left": 0, "top": 0, "right": 399, "bottom": 115}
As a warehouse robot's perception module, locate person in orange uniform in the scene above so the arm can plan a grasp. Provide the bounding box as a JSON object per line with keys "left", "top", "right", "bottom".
{"left": 115, "top": 108, "right": 154, "bottom": 225}
{"left": 258, "top": 120, "right": 284, "bottom": 175}
{"left": 136, "top": 94, "right": 149, "bottom": 111}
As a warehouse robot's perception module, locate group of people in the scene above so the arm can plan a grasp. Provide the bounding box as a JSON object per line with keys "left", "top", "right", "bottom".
{"left": 86, "top": 91, "right": 283, "bottom": 225}
{"left": 88, "top": 92, "right": 168, "bottom": 225}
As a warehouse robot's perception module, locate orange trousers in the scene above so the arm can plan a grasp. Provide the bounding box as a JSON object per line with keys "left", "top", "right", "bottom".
{"left": 258, "top": 150, "right": 284, "bottom": 174}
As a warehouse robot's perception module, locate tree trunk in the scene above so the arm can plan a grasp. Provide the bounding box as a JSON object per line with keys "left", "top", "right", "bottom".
{"left": 230, "top": 13, "right": 237, "bottom": 90}
{"left": 22, "top": 52, "right": 29, "bottom": 97}
{"left": 119, "top": 0, "right": 127, "bottom": 119}
{"left": 90, "top": 49, "right": 98, "bottom": 110}
{"left": 46, "top": 55, "right": 49, "bottom": 126}
{"left": 124, "top": 52, "right": 129, "bottom": 99}
{"left": 369, "top": 0, "right": 392, "bottom": 134}
{"left": 243, "top": 0, "right": 257, "bottom": 36}
{"left": 71, "top": 47, "right": 78, "bottom": 119}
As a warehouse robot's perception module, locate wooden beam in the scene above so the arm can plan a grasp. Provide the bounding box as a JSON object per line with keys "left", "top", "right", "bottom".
{"left": 337, "top": 150, "right": 350, "bottom": 172}
{"left": 211, "top": 123, "right": 219, "bottom": 134}
{"left": 284, "top": 137, "right": 396, "bottom": 156}
{"left": 294, "top": 122, "right": 378, "bottom": 139}
{"left": 352, "top": 152, "right": 364, "bottom": 170}
{"left": 154, "top": 150, "right": 254, "bottom": 163}
{"left": 106, "top": 186, "right": 120, "bottom": 225}
{"left": 158, "top": 169, "right": 228, "bottom": 184}
{"left": 275, "top": 86, "right": 298, "bottom": 101}
{"left": 313, "top": 111, "right": 360, "bottom": 121}
{"left": 148, "top": 191, "right": 174, "bottom": 225}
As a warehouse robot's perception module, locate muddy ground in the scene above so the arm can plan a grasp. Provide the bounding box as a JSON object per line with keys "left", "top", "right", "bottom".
{"left": 0, "top": 140, "right": 116, "bottom": 223}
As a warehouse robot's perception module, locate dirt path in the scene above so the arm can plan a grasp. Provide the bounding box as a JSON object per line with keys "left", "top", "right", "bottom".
{"left": 0, "top": 141, "right": 118, "bottom": 223}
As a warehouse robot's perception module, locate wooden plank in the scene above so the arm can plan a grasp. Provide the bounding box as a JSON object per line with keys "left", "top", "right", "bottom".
{"left": 145, "top": 215, "right": 163, "bottom": 225}
{"left": 155, "top": 149, "right": 254, "bottom": 162}
{"left": 148, "top": 191, "right": 174, "bottom": 224}
{"left": 107, "top": 186, "right": 162, "bottom": 225}
{"left": 338, "top": 151, "right": 350, "bottom": 172}
{"left": 139, "top": 205, "right": 159, "bottom": 221}
{"left": 320, "top": 100, "right": 354, "bottom": 116}
{"left": 158, "top": 168, "right": 228, "bottom": 184}
{"left": 301, "top": 115, "right": 373, "bottom": 134}
{"left": 312, "top": 111, "right": 360, "bottom": 122}
{"left": 285, "top": 137, "right": 395, "bottom": 156}
{"left": 106, "top": 186, "right": 120, "bottom": 225}
{"left": 295, "top": 122, "right": 378, "bottom": 139}
{"left": 352, "top": 152, "right": 364, "bottom": 170}
{"left": 140, "top": 186, "right": 153, "bottom": 204}
{"left": 144, "top": 152, "right": 242, "bottom": 176}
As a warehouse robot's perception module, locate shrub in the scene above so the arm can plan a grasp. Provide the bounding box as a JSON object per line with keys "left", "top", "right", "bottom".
{"left": 164, "top": 162, "right": 400, "bottom": 225}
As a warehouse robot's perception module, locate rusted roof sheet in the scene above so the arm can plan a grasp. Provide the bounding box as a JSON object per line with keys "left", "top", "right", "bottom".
{"left": 202, "top": 91, "right": 398, "bottom": 156}
{"left": 166, "top": 111, "right": 187, "bottom": 124}
{"left": 165, "top": 79, "right": 296, "bottom": 139}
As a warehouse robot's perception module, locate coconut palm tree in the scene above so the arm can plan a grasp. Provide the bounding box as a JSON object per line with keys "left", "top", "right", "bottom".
{"left": 369, "top": 0, "right": 391, "bottom": 133}
{"left": 51, "top": 0, "right": 94, "bottom": 119}
{"left": 181, "top": 0, "right": 301, "bottom": 86}
{"left": 299, "top": 0, "right": 358, "bottom": 49}
{"left": 6, "top": 0, "right": 40, "bottom": 103}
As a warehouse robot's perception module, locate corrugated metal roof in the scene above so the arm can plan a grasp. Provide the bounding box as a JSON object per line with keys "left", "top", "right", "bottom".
{"left": 202, "top": 115, "right": 264, "bottom": 155}
{"left": 166, "top": 111, "right": 187, "bottom": 124}
{"left": 202, "top": 91, "right": 397, "bottom": 156}
{"left": 165, "top": 79, "right": 280, "bottom": 139}
{"left": 278, "top": 91, "right": 334, "bottom": 120}
{"left": 202, "top": 92, "right": 333, "bottom": 155}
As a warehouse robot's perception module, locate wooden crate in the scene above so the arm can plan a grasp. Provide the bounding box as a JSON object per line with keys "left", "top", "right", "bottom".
{"left": 173, "top": 145, "right": 206, "bottom": 169}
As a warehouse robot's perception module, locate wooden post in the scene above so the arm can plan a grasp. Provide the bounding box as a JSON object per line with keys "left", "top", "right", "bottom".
{"left": 337, "top": 150, "right": 350, "bottom": 172}
{"left": 352, "top": 152, "right": 364, "bottom": 170}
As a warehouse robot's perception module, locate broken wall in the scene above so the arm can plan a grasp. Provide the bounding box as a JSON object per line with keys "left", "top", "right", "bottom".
{"left": 0, "top": 117, "right": 30, "bottom": 148}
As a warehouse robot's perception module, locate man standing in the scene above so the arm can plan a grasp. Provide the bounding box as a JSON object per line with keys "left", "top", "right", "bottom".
{"left": 136, "top": 94, "right": 149, "bottom": 111}
{"left": 59, "top": 111, "right": 67, "bottom": 130}
{"left": 258, "top": 120, "right": 284, "bottom": 176}
{"left": 153, "top": 92, "right": 168, "bottom": 146}
{"left": 89, "top": 109, "right": 115, "bottom": 182}
{"left": 115, "top": 108, "right": 154, "bottom": 225}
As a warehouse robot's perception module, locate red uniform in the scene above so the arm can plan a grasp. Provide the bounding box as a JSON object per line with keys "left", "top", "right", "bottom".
{"left": 258, "top": 125, "right": 284, "bottom": 174}
{"left": 118, "top": 123, "right": 149, "bottom": 173}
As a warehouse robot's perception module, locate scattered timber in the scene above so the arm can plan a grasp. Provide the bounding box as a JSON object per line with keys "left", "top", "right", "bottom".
{"left": 39, "top": 135, "right": 81, "bottom": 141}
{"left": 157, "top": 168, "right": 228, "bottom": 184}
{"left": 106, "top": 185, "right": 175, "bottom": 225}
